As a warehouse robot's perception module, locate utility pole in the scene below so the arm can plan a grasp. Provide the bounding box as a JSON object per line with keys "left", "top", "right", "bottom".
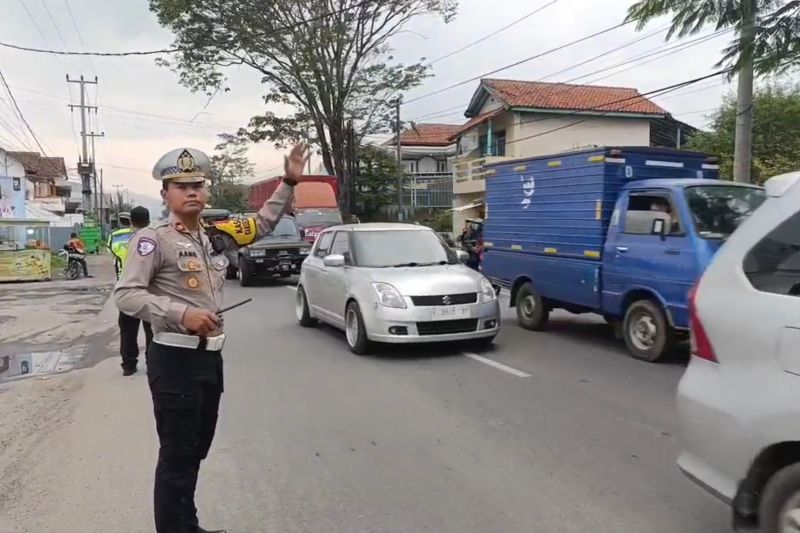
{"left": 112, "top": 184, "right": 124, "bottom": 226}
{"left": 733, "top": 4, "right": 756, "bottom": 184}
{"left": 395, "top": 98, "right": 403, "bottom": 220}
{"left": 67, "top": 75, "right": 99, "bottom": 216}
{"left": 88, "top": 130, "right": 105, "bottom": 225}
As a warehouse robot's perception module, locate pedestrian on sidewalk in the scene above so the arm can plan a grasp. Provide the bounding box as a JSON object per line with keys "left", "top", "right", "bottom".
{"left": 114, "top": 145, "right": 310, "bottom": 533}
{"left": 110, "top": 206, "right": 154, "bottom": 376}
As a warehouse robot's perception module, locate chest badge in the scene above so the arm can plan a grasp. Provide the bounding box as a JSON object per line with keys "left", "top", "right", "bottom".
{"left": 187, "top": 276, "right": 200, "bottom": 289}
{"left": 187, "top": 259, "right": 202, "bottom": 271}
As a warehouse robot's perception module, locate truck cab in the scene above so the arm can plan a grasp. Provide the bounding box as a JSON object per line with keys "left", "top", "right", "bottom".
{"left": 602, "top": 180, "right": 764, "bottom": 357}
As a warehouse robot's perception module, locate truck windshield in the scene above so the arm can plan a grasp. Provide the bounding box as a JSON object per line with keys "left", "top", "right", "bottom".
{"left": 256, "top": 217, "right": 300, "bottom": 240}
{"left": 296, "top": 210, "right": 343, "bottom": 227}
{"left": 684, "top": 185, "right": 766, "bottom": 239}
{"left": 353, "top": 230, "right": 457, "bottom": 268}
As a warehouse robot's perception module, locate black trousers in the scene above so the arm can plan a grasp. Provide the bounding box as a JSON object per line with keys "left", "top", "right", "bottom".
{"left": 77, "top": 258, "right": 89, "bottom": 276}
{"left": 147, "top": 342, "right": 224, "bottom": 533}
{"left": 118, "top": 312, "right": 153, "bottom": 370}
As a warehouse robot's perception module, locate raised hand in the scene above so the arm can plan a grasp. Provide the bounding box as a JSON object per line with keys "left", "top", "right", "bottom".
{"left": 284, "top": 144, "right": 310, "bottom": 183}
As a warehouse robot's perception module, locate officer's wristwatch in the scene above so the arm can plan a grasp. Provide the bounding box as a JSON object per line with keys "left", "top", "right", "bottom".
{"left": 283, "top": 177, "right": 298, "bottom": 186}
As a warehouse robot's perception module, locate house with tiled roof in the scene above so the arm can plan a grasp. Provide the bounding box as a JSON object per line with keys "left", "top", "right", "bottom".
{"left": 7, "top": 151, "right": 71, "bottom": 216}
{"left": 449, "top": 78, "right": 694, "bottom": 228}
{"left": 383, "top": 123, "right": 460, "bottom": 212}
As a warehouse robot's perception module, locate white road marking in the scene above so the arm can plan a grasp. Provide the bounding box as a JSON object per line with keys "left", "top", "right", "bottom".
{"left": 463, "top": 353, "right": 531, "bottom": 378}
{"left": 286, "top": 286, "right": 298, "bottom": 291}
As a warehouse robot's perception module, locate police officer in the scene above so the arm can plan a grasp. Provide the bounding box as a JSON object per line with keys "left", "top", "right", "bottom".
{"left": 114, "top": 145, "right": 309, "bottom": 533}
{"left": 110, "top": 206, "right": 154, "bottom": 375}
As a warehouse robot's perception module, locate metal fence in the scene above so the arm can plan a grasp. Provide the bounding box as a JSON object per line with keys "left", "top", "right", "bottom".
{"left": 402, "top": 173, "right": 453, "bottom": 208}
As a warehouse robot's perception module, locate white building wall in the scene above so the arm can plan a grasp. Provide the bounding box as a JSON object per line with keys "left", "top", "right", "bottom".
{"left": 508, "top": 113, "right": 651, "bottom": 159}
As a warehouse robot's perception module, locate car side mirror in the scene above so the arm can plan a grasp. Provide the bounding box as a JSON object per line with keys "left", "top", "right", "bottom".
{"left": 651, "top": 218, "right": 667, "bottom": 239}
{"left": 456, "top": 250, "right": 469, "bottom": 263}
{"left": 323, "top": 254, "right": 346, "bottom": 268}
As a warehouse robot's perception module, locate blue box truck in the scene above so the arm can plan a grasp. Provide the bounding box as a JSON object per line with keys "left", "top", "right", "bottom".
{"left": 481, "top": 146, "right": 765, "bottom": 362}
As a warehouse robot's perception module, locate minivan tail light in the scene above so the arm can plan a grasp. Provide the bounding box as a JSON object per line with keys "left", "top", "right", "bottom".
{"left": 688, "top": 284, "right": 718, "bottom": 363}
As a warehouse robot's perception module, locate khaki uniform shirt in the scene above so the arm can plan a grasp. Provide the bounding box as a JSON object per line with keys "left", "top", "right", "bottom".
{"left": 114, "top": 183, "right": 294, "bottom": 335}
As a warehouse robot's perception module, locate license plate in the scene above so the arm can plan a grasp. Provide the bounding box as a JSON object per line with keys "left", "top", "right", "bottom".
{"left": 255, "top": 259, "right": 264, "bottom": 264}
{"left": 430, "top": 305, "right": 471, "bottom": 321}
{"left": 279, "top": 250, "right": 288, "bottom": 255}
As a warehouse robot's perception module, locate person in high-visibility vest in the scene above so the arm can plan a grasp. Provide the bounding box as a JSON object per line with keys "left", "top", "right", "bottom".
{"left": 110, "top": 206, "right": 153, "bottom": 375}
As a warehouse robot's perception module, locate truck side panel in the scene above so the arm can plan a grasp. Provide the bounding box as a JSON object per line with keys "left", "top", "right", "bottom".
{"left": 486, "top": 250, "right": 601, "bottom": 309}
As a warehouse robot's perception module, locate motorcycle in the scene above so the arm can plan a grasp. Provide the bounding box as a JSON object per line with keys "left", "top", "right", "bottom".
{"left": 58, "top": 247, "right": 86, "bottom": 280}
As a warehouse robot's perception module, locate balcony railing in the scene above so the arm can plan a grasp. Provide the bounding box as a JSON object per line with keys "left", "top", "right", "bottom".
{"left": 401, "top": 173, "right": 452, "bottom": 208}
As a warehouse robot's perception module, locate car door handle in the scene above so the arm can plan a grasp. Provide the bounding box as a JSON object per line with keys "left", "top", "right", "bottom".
{"left": 665, "top": 248, "right": 681, "bottom": 255}
{"left": 616, "top": 246, "right": 629, "bottom": 253}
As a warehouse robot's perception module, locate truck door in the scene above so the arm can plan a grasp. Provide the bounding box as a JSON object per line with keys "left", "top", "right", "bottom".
{"left": 603, "top": 189, "right": 697, "bottom": 328}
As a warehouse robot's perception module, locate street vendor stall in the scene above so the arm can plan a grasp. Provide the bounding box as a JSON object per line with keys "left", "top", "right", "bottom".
{"left": 0, "top": 218, "right": 52, "bottom": 282}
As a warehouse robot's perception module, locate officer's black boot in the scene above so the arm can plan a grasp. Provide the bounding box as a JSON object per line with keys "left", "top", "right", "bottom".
{"left": 197, "top": 528, "right": 227, "bottom": 533}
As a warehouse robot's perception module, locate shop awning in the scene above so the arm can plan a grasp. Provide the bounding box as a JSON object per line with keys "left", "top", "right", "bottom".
{"left": 450, "top": 202, "right": 483, "bottom": 212}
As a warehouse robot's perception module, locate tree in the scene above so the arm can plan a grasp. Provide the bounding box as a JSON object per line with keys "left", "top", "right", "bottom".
{"left": 353, "top": 144, "right": 402, "bottom": 221}
{"left": 149, "top": 0, "right": 457, "bottom": 208}
{"left": 625, "top": 0, "right": 800, "bottom": 184}
{"left": 686, "top": 83, "right": 800, "bottom": 184}
{"left": 208, "top": 134, "right": 253, "bottom": 213}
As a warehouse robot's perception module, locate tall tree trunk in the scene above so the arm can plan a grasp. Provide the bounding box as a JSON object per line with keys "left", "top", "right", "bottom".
{"left": 733, "top": 1, "right": 756, "bottom": 183}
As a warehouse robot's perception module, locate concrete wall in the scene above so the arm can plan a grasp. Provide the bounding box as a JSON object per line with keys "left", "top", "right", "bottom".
{"left": 506, "top": 112, "right": 651, "bottom": 159}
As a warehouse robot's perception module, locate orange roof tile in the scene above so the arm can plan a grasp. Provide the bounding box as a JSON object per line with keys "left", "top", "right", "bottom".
{"left": 482, "top": 79, "right": 666, "bottom": 115}
{"left": 399, "top": 123, "right": 461, "bottom": 146}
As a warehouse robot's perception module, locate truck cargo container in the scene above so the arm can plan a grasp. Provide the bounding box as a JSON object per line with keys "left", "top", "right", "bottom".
{"left": 248, "top": 175, "right": 342, "bottom": 242}
{"left": 481, "top": 146, "right": 765, "bottom": 362}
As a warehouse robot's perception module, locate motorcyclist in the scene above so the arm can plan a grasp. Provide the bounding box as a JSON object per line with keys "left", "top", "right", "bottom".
{"left": 65, "top": 233, "right": 90, "bottom": 278}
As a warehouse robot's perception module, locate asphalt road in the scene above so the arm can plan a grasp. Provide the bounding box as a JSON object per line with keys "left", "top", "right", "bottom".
{"left": 2, "top": 278, "right": 732, "bottom": 533}
{"left": 202, "top": 280, "right": 730, "bottom": 533}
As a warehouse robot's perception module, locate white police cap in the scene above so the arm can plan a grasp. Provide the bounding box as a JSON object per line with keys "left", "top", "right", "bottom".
{"left": 152, "top": 147, "right": 211, "bottom": 183}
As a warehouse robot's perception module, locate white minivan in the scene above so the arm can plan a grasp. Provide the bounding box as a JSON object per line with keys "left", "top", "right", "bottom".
{"left": 677, "top": 171, "right": 800, "bottom": 532}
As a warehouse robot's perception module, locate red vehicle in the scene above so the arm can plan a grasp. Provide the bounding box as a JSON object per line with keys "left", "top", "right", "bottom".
{"left": 248, "top": 175, "right": 342, "bottom": 243}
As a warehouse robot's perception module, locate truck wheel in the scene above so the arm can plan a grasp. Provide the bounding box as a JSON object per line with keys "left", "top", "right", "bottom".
{"left": 759, "top": 463, "right": 800, "bottom": 533}
{"left": 622, "top": 300, "right": 673, "bottom": 362}
{"left": 239, "top": 258, "right": 254, "bottom": 287}
{"left": 515, "top": 282, "right": 549, "bottom": 330}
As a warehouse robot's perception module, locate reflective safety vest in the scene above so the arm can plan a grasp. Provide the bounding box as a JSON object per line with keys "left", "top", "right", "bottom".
{"left": 108, "top": 228, "right": 134, "bottom": 279}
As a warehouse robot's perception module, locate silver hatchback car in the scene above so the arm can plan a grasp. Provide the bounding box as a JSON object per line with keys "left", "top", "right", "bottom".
{"left": 295, "top": 223, "right": 501, "bottom": 354}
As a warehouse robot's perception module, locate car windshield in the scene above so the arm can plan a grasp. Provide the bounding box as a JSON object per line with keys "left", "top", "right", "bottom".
{"left": 296, "top": 210, "right": 343, "bottom": 227}
{"left": 684, "top": 185, "right": 766, "bottom": 239}
{"left": 256, "top": 217, "right": 300, "bottom": 241}
{"left": 352, "top": 229, "right": 457, "bottom": 268}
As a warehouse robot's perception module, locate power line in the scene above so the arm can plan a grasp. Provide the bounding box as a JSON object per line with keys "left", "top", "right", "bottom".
{"left": 63, "top": 0, "right": 98, "bottom": 75}
{"left": 0, "top": 0, "right": 378, "bottom": 58}
{"left": 0, "top": 70, "right": 48, "bottom": 155}
{"left": 407, "top": 28, "right": 724, "bottom": 123}
{"left": 404, "top": 21, "right": 632, "bottom": 105}
{"left": 430, "top": 0, "right": 562, "bottom": 64}
{"left": 39, "top": 0, "right": 71, "bottom": 52}
{"left": 18, "top": 0, "right": 47, "bottom": 40}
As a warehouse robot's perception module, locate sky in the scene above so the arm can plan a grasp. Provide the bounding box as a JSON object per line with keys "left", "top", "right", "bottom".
{"left": 0, "top": 0, "right": 778, "bottom": 210}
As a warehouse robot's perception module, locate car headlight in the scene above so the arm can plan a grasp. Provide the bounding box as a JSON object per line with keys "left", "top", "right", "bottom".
{"left": 480, "top": 277, "right": 497, "bottom": 303}
{"left": 249, "top": 249, "right": 266, "bottom": 257}
{"left": 372, "top": 282, "right": 407, "bottom": 309}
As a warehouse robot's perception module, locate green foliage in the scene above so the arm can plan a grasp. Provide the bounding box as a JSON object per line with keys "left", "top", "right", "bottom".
{"left": 686, "top": 83, "right": 800, "bottom": 183}
{"left": 149, "top": 0, "right": 457, "bottom": 189}
{"left": 624, "top": 0, "right": 800, "bottom": 74}
{"left": 208, "top": 134, "right": 252, "bottom": 213}
{"left": 353, "top": 144, "right": 400, "bottom": 221}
